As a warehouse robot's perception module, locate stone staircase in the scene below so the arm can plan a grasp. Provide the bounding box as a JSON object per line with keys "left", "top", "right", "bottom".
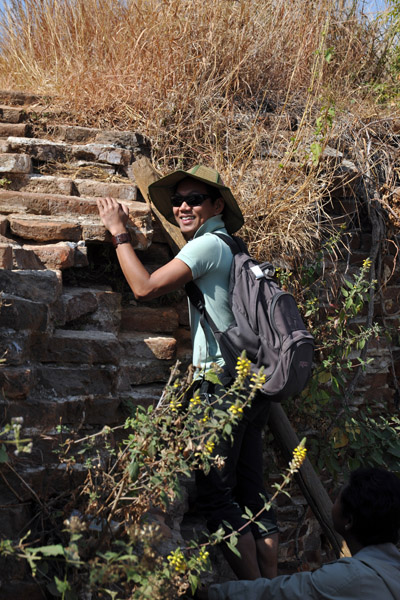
{"left": 0, "top": 90, "right": 192, "bottom": 489}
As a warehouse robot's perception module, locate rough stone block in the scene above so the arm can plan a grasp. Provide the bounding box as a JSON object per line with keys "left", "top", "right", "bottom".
{"left": 8, "top": 136, "right": 68, "bottom": 162}
{"left": 7, "top": 173, "right": 74, "bottom": 195}
{"left": 73, "top": 178, "right": 137, "bottom": 200}
{"left": 84, "top": 395, "right": 124, "bottom": 425}
{"left": 0, "top": 215, "right": 8, "bottom": 235}
{"left": 0, "top": 90, "right": 41, "bottom": 105}
{"left": 119, "top": 332, "right": 176, "bottom": 360}
{"left": 119, "top": 360, "right": 174, "bottom": 385}
{"left": 0, "top": 104, "right": 25, "bottom": 123}
{"left": 0, "top": 242, "right": 12, "bottom": 268}
{"left": 9, "top": 215, "right": 82, "bottom": 242}
{"left": 65, "top": 287, "right": 121, "bottom": 333}
{"left": 50, "top": 124, "right": 102, "bottom": 143}
{"left": 121, "top": 306, "right": 179, "bottom": 333}
{"left": 0, "top": 123, "right": 27, "bottom": 137}
{"left": 0, "top": 329, "right": 31, "bottom": 365}
{"left": 36, "top": 365, "right": 118, "bottom": 396}
{"left": 15, "top": 242, "right": 76, "bottom": 270}
{"left": 0, "top": 269, "right": 61, "bottom": 303}
{"left": 0, "top": 294, "right": 48, "bottom": 331}
{"left": 123, "top": 383, "right": 165, "bottom": 409}
{"left": 381, "top": 286, "right": 400, "bottom": 315}
{"left": 0, "top": 366, "right": 34, "bottom": 399}
{"left": 31, "top": 330, "right": 121, "bottom": 365}
{"left": 0, "top": 153, "right": 32, "bottom": 173}
{"left": 71, "top": 143, "right": 131, "bottom": 166}
{"left": 61, "top": 287, "right": 99, "bottom": 323}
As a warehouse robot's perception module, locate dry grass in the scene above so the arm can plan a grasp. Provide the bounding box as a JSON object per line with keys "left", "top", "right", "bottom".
{"left": 0, "top": 0, "right": 396, "bottom": 262}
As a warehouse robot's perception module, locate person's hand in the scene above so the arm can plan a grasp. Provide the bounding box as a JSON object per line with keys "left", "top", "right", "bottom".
{"left": 97, "top": 197, "right": 129, "bottom": 236}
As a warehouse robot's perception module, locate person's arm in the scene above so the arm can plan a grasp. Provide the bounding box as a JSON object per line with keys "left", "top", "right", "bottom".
{"left": 97, "top": 197, "right": 192, "bottom": 300}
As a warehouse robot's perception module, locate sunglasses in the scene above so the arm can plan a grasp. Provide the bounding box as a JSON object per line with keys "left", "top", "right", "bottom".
{"left": 170, "top": 193, "right": 211, "bottom": 208}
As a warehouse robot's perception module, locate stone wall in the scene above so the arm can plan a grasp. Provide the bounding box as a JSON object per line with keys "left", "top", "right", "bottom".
{"left": 0, "top": 90, "right": 399, "bottom": 597}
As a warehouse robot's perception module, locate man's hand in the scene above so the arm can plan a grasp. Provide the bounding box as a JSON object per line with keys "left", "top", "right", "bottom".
{"left": 97, "top": 197, "right": 129, "bottom": 236}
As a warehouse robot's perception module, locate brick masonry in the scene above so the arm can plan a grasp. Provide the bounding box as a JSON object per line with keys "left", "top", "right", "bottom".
{"left": 0, "top": 91, "right": 399, "bottom": 594}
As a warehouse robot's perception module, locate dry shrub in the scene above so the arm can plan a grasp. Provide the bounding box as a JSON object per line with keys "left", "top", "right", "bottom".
{"left": 0, "top": 0, "right": 389, "bottom": 262}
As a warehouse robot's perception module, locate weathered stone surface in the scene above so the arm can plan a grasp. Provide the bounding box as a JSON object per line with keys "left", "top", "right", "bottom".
{"left": 61, "top": 287, "right": 100, "bottom": 323}
{"left": 0, "top": 366, "right": 34, "bottom": 399}
{"left": 0, "top": 139, "right": 9, "bottom": 152}
{"left": 13, "top": 242, "right": 76, "bottom": 270}
{"left": 121, "top": 306, "right": 179, "bottom": 333}
{"left": 0, "top": 90, "right": 41, "bottom": 105}
{"left": 72, "top": 143, "right": 132, "bottom": 166}
{"left": 0, "top": 242, "right": 12, "bottom": 268}
{"left": 84, "top": 395, "right": 124, "bottom": 425}
{"left": 65, "top": 287, "right": 121, "bottom": 333}
{"left": 119, "top": 360, "right": 174, "bottom": 385}
{"left": 0, "top": 330, "right": 31, "bottom": 365}
{"left": 73, "top": 178, "right": 137, "bottom": 200}
{"left": 36, "top": 365, "right": 118, "bottom": 396}
{"left": 119, "top": 332, "right": 177, "bottom": 360}
{"left": 0, "top": 104, "right": 25, "bottom": 123}
{"left": 0, "top": 269, "right": 61, "bottom": 303}
{"left": 0, "top": 153, "right": 32, "bottom": 173}
{"left": 9, "top": 215, "right": 82, "bottom": 242}
{"left": 124, "top": 383, "right": 165, "bottom": 408}
{"left": 50, "top": 124, "right": 102, "bottom": 143}
{"left": 0, "top": 294, "right": 48, "bottom": 331}
{"left": 31, "top": 330, "right": 121, "bottom": 365}
{"left": 95, "top": 130, "right": 151, "bottom": 152}
{"left": 8, "top": 137, "right": 68, "bottom": 161}
{"left": 0, "top": 123, "right": 27, "bottom": 137}
{"left": 7, "top": 173, "right": 74, "bottom": 195}
{"left": 0, "top": 215, "right": 8, "bottom": 235}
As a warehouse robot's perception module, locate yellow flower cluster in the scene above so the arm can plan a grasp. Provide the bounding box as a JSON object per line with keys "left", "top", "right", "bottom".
{"left": 167, "top": 549, "right": 187, "bottom": 574}
{"left": 228, "top": 404, "right": 243, "bottom": 416}
{"left": 201, "top": 413, "right": 210, "bottom": 423}
{"left": 363, "top": 258, "right": 372, "bottom": 269}
{"left": 250, "top": 371, "right": 266, "bottom": 389}
{"left": 169, "top": 398, "right": 183, "bottom": 413}
{"left": 205, "top": 440, "right": 215, "bottom": 454}
{"left": 189, "top": 392, "right": 201, "bottom": 406}
{"left": 290, "top": 444, "right": 307, "bottom": 470}
{"left": 198, "top": 549, "right": 210, "bottom": 563}
{"left": 236, "top": 355, "right": 251, "bottom": 379}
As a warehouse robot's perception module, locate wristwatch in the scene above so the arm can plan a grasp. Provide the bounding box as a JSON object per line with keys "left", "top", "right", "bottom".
{"left": 112, "top": 232, "right": 131, "bottom": 249}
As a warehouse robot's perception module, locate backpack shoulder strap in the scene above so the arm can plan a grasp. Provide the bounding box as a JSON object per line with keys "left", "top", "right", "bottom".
{"left": 212, "top": 232, "right": 249, "bottom": 255}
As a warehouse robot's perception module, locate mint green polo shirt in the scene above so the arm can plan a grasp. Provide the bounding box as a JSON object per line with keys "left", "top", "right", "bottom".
{"left": 176, "top": 215, "right": 234, "bottom": 370}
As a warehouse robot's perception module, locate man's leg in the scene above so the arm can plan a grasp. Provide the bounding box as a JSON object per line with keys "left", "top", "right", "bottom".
{"left": 256, "top": 532, "right": 279, "bottom": 578}
{"left": 221, "top": 531, "right": 261, "bottom": 580}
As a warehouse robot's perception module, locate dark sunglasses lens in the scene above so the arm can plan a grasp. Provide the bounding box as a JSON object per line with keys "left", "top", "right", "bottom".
{"left": 171, "top": 194, "right": 208, "bottom": 207}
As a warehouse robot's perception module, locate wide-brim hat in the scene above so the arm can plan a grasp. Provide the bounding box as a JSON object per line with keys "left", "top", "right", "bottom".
{"left": 148, "top": 165, "right": 244, "bottom": 234}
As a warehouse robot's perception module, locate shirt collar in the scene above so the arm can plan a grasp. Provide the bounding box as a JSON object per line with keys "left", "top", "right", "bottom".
{"left": 193, "top": 215, "right": 227, "bottom": 239}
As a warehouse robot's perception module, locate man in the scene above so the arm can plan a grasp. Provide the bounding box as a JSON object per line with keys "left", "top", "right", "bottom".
{"left": 209, "top": 467, "right": 400, "bottom": 599}
{"left": 97, "top": 165, "right": 279, "bottom": 580}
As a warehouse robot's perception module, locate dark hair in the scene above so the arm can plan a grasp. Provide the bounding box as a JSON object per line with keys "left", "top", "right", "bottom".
{"left": 341, "top": 467, "right": 400, "bottom": 545}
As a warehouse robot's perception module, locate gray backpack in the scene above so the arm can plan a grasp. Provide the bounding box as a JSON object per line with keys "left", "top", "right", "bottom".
{"left": 185, "top": 233, "right": 314, "bottom": 401}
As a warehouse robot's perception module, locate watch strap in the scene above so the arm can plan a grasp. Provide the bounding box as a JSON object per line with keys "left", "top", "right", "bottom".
{"left": 112, "top": 232, "right": 131, "bottom": 249}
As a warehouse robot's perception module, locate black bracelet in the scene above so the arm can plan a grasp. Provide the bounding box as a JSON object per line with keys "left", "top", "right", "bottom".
{"left": 112, "top": 232, "right": 131, "bottom": 249}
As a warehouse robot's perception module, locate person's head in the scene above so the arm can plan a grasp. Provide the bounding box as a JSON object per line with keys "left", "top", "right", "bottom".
{"left": 332, "top": 467, "right": 400, "bottom": 547}
{"left": 147, "top": 165, "right": 244, "bottom": 239}
{"left": 171, "top": 176, "right": 224, "bottom": 239}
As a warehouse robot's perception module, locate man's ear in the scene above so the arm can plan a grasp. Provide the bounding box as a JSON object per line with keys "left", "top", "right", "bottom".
{"left": 214, "top": 197, "right": 225, "bottom": 215}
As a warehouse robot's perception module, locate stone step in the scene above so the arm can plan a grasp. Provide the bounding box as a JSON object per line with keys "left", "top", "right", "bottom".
{"left": 0, "top": 123, "right": 29, "bottom": 137}
{"left": 0, "top": 105, "right": 26, "bottom": 124}
{"left": 48, "top": 124, "right": 151, "bottom": 154}
{"left": 61, "top": 286, "right": 121, "bottom": 332}
{"left": 5, "top": 213, "right": 150, "bottom": 246}
{"left": 0, "top": 268, "right": 62, "bottom": 303}
{"left": 0, "top": 190, "right": 152, "bottom": 246}
{"left": 31, "top": 329, "right": 121, "bottom": 365}
{"left": 8, "top": 136, "right": 132, "bottom": 166}
{"left": 6, "top": 173, "right": 137, "bottom": 200}
{"left": 0, "top": 153, "right": 32, "bottom": 173}
{"left": 119, "top": 331, "right": 177, "bottom": 361}
{"left": 12, "top": 240, "right": 88, "bottom": 270}
{"left": 0, "top": 90, "right": 42, "bottom": 105}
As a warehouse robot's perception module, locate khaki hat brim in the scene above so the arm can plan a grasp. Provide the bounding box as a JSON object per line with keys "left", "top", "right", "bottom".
{"left": 148, "top": 169, "right": 244, "bottom": 235}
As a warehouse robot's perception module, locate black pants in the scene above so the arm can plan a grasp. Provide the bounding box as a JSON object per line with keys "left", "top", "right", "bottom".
{"left": 194, "top": 379, "right": 278, "bottom": 539}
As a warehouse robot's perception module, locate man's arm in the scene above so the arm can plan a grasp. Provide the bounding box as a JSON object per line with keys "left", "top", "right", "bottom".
{"left": 97, "top": 197, "right": 192, "bottom": 300}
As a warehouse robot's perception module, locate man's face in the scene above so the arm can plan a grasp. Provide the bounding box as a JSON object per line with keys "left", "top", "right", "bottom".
{"left": 172, "top": 178, "right": 224, "bottom": 240}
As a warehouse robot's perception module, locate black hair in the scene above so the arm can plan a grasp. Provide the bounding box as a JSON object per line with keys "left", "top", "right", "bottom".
{"left": 340, "top": 467, "right": 400, "bottom": 546}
